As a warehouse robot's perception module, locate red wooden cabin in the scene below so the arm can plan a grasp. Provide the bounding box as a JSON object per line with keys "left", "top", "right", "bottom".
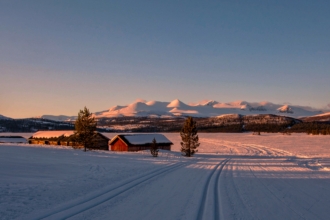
{"left": 109, "top": 134, "right": 173, "bottom": 151}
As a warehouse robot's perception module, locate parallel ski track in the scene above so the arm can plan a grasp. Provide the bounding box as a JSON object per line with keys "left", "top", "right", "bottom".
{"left": 255, "top": 162, "right": 322, "bottom": 219}
{"left": 223, "top": 160, "right": 256, "bottom": 219}
{"left": 35, "top": 161, "right": 189, "bottom": 220}
{"left": 247, "top": 165, "right": 307, "bottom": 219}
{"left": 197, "top": 158, "right": 230, "bottom": 220}
{"left": 259, "top": 162, "right": 319, "bottom": 200}
{"left": 214, "top": 159, "right": 230, "bottom": 220}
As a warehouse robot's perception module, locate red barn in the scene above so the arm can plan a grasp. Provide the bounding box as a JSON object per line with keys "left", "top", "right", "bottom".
{"left": 109, "top": 134, "right": 173, "bottom": 151}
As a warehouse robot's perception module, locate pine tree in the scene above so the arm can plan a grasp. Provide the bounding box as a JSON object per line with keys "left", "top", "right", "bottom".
{"left": 150, "top": 138, "right": 159, "bottom": 157}
{"left": 180, "top": 117, "right": 200, "bottom": 157}
{"left": 74, "top": 107, "right": 97, "bottom": 151}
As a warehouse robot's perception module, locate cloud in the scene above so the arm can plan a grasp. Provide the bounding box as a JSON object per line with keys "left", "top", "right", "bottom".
{"left": 328, "top": 103, "right": 330, "bottom": 108}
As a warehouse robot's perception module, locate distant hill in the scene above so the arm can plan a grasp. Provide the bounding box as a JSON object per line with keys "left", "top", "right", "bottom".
{"left": 35, "top": 115, "right": 77, "bottom": 122}
{"left": 300, "top": 112, "right": 330, "bottom": 122}
{"left": 96, "top": 113, "right": 302, "bottom": 133}
{"left": 0, "top": 118, "right": 75, "bottom": 132}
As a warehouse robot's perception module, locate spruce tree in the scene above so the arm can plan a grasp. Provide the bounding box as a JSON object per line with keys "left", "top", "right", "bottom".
{"left": 74, "top": 107, "right": 97, "bottom": 151}
{"left": 150, "top": 138, "right": 159, "bottom": 157}
{"left": 180, "top": 117, "right": 200, "bottom": 157}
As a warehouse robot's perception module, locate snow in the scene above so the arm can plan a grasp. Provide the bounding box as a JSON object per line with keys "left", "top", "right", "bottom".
{"left": 216, "top": 114, "right": 240, "bottom": 118}
{"left": 312, "top": 112, "right": 330, "bottom": 117}
{"left": 39, "top": 115, "right": 77, "bottom": 121}
{"left": 1, "top": 133, "right": 330, "bottom": 219}
{"left": 162, "top": 133, "right": 330, "bottom": 158}
{"left": 108, "top": 105, "right": 125, "bottom": 111}
{"left": 41, "top": 99, "right": 325, "bottom": 121}
{"left": 119, "top": 134, "right": 173, "bottom": 145}
{"left": 0, "top": 114, "right": 12, "bottom": 120}
{"left": 0, "top": 137, "right": 27, "bottom": 143}
{"left": 213, "top": 101, "right": 245, "bottom": 108}
{"left": 277, "top": 104, "right": 293, "bottom": 112}
{"left": 169, "top": 108, "right": 199, "bottom": 115}
{"left": 166, "top": 99, "right": 188, "bottom": 108}
{"left": 32, "top": 130, "right": 74, "bottom": 138}
{"left": 189, "top": 100, "right": 219, "bottom": 106}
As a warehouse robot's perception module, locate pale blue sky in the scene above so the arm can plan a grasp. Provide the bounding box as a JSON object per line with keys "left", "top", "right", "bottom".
{"left": 1, "top": 1, "right": 329, "bottom": 118}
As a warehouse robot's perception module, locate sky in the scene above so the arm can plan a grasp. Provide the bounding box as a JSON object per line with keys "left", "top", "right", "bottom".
{"left": 1, "top": 0, "right": 330, "bottom": 118}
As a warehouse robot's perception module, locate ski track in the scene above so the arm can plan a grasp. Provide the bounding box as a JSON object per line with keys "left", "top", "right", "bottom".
{"left": 201, "top": 137, "right": 294, "bottom": 157}
{"left": 235, "top": 160, "right": 260, "bottom": 220}
{"left": 197, "top": 158, "right": 230, "bottom": 220}
{"left": 219, "top": 147, "right": 330, "bottom": 220}
{"left": 221, "top": 160, "right": 256, "bottom": 220}
{"left": 247, "top": 164, "right": 308, "bottom": 219}
{"left": 253, "top": 161, "right": 325, "bottom": 219}
{"left": 261, "top": 161, "right": 319, "bottom": 200}
{"left": 2, "top": 137, "right": 330, "bottom": 220}
{"left": 33, "top": 162, "right": 188, "bottom": 220}
{"left": 196, "top": 138, "right": 292, "bottom": 158}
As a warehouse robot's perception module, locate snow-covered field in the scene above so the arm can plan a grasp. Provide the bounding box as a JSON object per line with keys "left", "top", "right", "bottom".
{"left": 1, "top": 133, "right": 330, "bottom": 219}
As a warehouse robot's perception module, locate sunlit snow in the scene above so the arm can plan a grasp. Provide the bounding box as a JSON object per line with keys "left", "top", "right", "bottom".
{"left": 1, "top": 133, "right": 330, "bottom": 219}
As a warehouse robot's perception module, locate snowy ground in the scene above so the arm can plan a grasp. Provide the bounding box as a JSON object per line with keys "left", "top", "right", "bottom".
{"left": 1, "top": 133, "right": 330, "bottom": 219}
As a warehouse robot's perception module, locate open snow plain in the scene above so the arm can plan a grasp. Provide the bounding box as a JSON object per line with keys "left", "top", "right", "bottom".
{"left": 1, "top": 133, "right": 330, "bottom": 220}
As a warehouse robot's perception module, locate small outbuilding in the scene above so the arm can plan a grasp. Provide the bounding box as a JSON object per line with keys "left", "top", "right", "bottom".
{"left": 28, "top": 130, "right": 110, "bottom": 150}
{"left": 109, "top": 134, "right": 173, "bottom": 151}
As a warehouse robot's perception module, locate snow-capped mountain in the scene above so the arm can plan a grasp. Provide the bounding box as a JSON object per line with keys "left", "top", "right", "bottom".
{"left": 35, "top": 115, "right": 77, "bottom": 122}
{"left": 0, "top": 114, "right": 11, "bottom": 120}
{"left": 39, "top": 99, "right": 324, "bottom": 121}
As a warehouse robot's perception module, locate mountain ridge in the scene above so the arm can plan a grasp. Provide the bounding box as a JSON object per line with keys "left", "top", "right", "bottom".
{"left": 0, "top": 114, "right": 12, "bottom": 120}
{"left": 34, "top": 99, "right": 326, "bottom": 121}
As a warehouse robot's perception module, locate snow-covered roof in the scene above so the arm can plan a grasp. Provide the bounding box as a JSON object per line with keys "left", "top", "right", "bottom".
{"left": 0, "top": 136, "right": 27, "bottom": 143}
{"left": 31, "top": 131, "right": 74, "bottom": 138}
{"left": 110, "top": 134, "right": 173, "bottom": 146}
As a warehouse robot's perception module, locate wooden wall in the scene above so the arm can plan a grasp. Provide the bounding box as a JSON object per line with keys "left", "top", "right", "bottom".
{"left": 111, "top": 139, "right": 128, "bottom": 151}
{"left": 94, "top": 134, "right": 109, "bottom": 150}
{"left": 127, "top": 145, "right": 171, "bottom": 151}
{"left": 110, "top": 138, "right": 171, "bottom": 151}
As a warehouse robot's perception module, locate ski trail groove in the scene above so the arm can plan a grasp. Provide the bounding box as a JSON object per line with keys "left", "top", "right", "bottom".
{"left": 226, "top": 160, "right": 257, "bottom": 219}
{"left": 35, "top": 162, "right": 187, "bottom": 220}
{"left": 255, "top": 162, "right": 321, "bottom": 219}
{"left": 214, "top": 159, "right": 230, "bottom": 220}
{"left": 197, "top": 158, "right": 230, "bottom": 220}
{"left": 247, "top": 165, "right": 307, "bottom": 219}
